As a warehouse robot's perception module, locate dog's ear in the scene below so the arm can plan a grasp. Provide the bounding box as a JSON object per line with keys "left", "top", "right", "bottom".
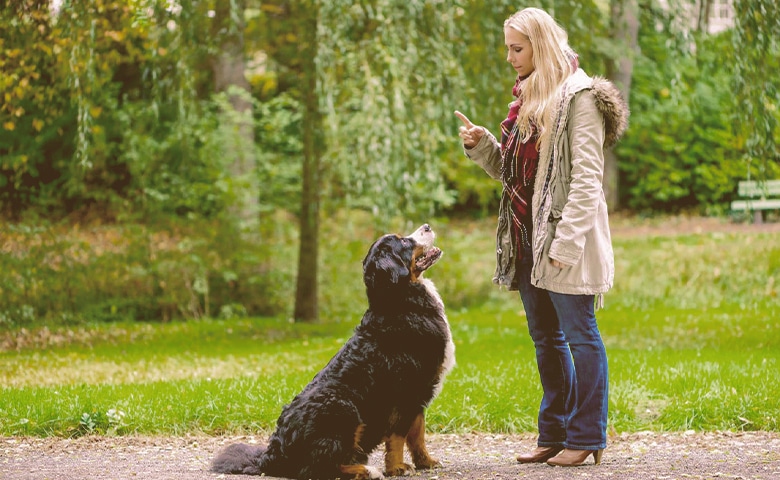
{"left": 363, "top": 238, "right": 410, "bottom": 290}
{"left": 366, "top": 251, "right": 410, "bottom": 288}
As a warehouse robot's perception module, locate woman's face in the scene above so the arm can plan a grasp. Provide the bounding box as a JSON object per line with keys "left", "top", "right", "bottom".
{"left": 504, "top": 27, "right": 534, "bottom": 77}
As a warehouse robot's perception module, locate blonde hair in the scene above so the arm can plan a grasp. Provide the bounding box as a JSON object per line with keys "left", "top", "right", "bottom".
{"left": 504, "top": 8, "right": 576, "bottom": 147}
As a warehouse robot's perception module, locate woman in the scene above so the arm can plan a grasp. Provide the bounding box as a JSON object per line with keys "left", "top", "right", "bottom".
{"left": 455, "top": 7, "right": 628, "bottom": 467}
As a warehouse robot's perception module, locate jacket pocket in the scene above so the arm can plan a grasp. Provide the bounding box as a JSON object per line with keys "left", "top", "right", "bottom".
{"left": 547, "top": 213, "right": 562, "bottom": 229}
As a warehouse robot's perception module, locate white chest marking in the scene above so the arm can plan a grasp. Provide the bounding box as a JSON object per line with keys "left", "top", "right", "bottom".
{"left": 421, "top": 278, "right": 456, "bottom": 399}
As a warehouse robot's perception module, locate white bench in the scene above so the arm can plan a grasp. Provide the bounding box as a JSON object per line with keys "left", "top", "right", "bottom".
{"left": 731, "top": 180, "right": 780, "bottom": 223}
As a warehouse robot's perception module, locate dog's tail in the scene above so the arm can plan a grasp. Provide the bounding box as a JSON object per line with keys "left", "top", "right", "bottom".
{"left": 211, "top": 442, "right": 266, "bottom": 475}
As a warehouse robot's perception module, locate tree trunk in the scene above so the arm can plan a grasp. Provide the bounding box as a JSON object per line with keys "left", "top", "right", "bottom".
{"left": 605, "top": 0, "right": 639, "bottom": 210}
{"left": 293, "top": 1, "right": 322, "bottom": 322}
{"left": 697, "top": 0, "right": 712, "bottom": 33}
{"left": 212, "top": 0, "right": 258, "bottom": 229}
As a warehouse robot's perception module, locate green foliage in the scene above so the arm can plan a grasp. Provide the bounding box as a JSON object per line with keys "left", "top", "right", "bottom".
{"left": 0, "top": 216, "right": 297, "bottom": 327}
{"left": 316, "top": 0, "right": 470, "bottom": 220}
{"left": 0, "top": 4, "right": 75, "bottom": 215}
{"left": 2, "top": 213, "right": 778, "bottom": 333}
{"left": 619, "top": 30, "right": 738, "bottom": 212}
{"left": 0, "top": 0, "right": 227, "bottom": 219}
{"left": 4, "top": 0, "right": 777, "bottom": 220}
{"left": 616, "top": 12, "right": 780, "bottom": 213}
{"left": 254, "top": 93, "right": 304, "bottom": 213}
{"left": 115, "top": 88, "right": 302, "bottom": 219}
{"left": 116, "top": 100, "right": 226, "bottom": 217}
{"left": 0, "top": 0, "right": 310, "bottom": 222}
{"left": 733, "top": 0, "right": 780, "bottom": 176}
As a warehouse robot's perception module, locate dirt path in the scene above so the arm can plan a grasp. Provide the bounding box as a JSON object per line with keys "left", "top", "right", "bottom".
{"left": 3, "top": 431, "right": 780, "bottom": 480}
{"left": 608, "top": 213, "right": 780, "bottom": 238}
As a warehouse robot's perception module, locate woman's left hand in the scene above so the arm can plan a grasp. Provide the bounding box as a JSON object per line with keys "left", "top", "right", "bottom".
{"left": 550, "top": 258, "right": 572, "bottom": 269}
{"left": 454, "top": 110, "right": 485, "bottom": 148}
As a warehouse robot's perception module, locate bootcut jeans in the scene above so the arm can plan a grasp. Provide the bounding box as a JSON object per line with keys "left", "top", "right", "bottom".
{"left": 516, "top": 246, "right": 608, "bottom": 451}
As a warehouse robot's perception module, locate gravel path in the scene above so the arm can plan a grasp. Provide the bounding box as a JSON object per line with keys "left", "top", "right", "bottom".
{"left": 3, "top": 431, "right": 780, "bottom": 480}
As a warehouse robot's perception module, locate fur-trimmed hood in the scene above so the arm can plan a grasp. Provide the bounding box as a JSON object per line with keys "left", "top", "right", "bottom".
{"left": 589, "top": 76, "right": 630, "bottom": 148}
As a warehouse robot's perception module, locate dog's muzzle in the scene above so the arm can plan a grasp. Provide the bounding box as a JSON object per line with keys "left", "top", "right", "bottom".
{"left": 408, "top": 224, "right": 443, "bottom": 272}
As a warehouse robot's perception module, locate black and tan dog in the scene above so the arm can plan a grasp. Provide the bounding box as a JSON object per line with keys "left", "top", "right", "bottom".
{"left": 212, "top": 224, "right": 454, "bottom": 479}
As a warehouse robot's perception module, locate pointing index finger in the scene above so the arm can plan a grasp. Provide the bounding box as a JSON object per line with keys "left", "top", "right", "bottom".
{"left": 454, "top": 110, "right": 475, "bottom": 129}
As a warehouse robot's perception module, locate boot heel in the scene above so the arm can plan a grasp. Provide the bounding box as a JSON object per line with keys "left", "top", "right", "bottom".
{"left": 547, "top": 448, "right": 603, "bottom": 467}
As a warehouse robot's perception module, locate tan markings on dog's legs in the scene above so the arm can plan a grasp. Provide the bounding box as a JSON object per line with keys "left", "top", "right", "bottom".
{"left": 406, "top": 412, "right": 441, "bottom": 469}
{"left": 383, "top": 433, "right": 414, "bottom": 476}
{"left": 353, "top": 423, "right": 367, "bottom": 452}
{"left": 339, "top": 464, "right": 384, "bottom": 480}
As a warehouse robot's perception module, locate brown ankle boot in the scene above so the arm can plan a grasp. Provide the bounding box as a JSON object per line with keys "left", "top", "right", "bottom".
{"left": 516, "top": 446, "right": 564, "bottom": 464}
{"left": 546, "top": 448, "right": 604, "bottom": 466}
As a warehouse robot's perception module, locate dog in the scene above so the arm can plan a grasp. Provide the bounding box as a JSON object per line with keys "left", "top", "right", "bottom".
{"left": 212, "top": 223, "right": 455, "bottom": 480}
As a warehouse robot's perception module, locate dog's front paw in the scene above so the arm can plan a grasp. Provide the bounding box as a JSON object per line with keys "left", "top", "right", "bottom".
{"left": 352, "top": 465, "right": 385, "bottom": 480}
{"left": 364, "top": 465, "right": 385, "bottom": 479}
{"left": 384, "top": 462, "right": 415, "bottom": 477}
{"left": 413, "top": 457, "right": 441, "bottom": 470}
{"left": 341, "top": 464, "right": 384, "bottom": 480}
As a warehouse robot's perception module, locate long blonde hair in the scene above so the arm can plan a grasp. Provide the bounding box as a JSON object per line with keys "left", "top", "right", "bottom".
{"left": 504, "top": 8, "right": 576, "bottom": 147}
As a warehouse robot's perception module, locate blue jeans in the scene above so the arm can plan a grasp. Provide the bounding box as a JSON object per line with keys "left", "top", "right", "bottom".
{"left": 516, "top": 249, "right": 608, "bottom": 450}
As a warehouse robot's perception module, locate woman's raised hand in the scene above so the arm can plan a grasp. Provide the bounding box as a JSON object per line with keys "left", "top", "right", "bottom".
{"left": 455, "top": 110, "right": 485, "bottom": 149}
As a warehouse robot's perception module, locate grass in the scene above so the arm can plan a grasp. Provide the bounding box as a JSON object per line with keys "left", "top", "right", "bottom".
{"left": 1, "top": 216, "right": 779, "bottom": 437}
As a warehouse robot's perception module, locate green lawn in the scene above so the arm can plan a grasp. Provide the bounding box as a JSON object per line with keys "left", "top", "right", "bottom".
{"left": 1, "top": 218, "right": 778, "bottom": 437}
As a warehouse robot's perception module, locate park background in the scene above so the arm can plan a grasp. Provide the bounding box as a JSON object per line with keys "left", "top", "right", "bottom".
{"left": 1, "top": 0, "right": 779, "bottom": 439}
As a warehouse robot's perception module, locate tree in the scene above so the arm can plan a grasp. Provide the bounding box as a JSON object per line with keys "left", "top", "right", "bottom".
{"left": 212, "top": 0, "right": 259, "bottom": 230}
{"left": 293, "top": 0, "right": 323, "bottom": 322}
{"left": 252, "top": 0, "right": 323, "bottom": 322}
{"left": 257, "top": 0, "right": 469, "bottom": 321}
{"left": 605, "top": 0, "right": 639, "bottom": 210}
{"left": 696, "top": 0, "right": 712, "bottom": 32}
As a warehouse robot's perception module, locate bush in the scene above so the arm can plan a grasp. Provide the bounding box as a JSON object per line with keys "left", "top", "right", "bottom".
{"left": 0, "top": 216, "right": 297, "bottom": 328}
{"left": 617, "top": 26, "right": 780, "bottom": 213}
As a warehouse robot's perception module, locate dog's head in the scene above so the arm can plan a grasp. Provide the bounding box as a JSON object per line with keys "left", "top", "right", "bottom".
{"left": 362, "top": 224, "right": 443, "bottom": 294}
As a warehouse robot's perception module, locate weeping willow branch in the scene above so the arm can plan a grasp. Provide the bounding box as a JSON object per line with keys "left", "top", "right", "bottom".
{"left": 318, "top": 0, "right": 467, "bottom": 222}
{"left": 733, "top": 0, "right": 780, "bottom": 178}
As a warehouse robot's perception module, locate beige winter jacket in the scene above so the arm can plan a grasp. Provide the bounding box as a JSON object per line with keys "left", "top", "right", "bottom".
{"left": 465, "top": 69, "right": 629, "bottom": 297}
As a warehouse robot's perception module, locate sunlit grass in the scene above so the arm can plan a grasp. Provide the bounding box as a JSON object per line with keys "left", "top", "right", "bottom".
{"left": 1, "top": 319, "right": 354, "bottom": 388}
{"left": 3, "top": 302, "right": 778, "bottom": 436}
{"left": 1, "top": 218, "right": 779, "bottom": 436}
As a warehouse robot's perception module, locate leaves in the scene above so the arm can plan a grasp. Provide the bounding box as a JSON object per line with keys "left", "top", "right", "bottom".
{"left": 616, "top": 4, "right": 780, "bottom": 213}
{"left": 733, "top": 0, "right": 780, "bottom": 176}
{"left": 0, "top": 4, "right": 71, "bottom": 205}
{"left": 316, "top": 0, "right": 470, "bottom": 221}
{"left": 1, "top": 0, "right": 777, "bottom": 221}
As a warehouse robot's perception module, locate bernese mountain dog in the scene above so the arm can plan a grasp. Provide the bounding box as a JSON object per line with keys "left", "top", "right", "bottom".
{"left": 212, "top": 224, "right": 454, "bottom": 480}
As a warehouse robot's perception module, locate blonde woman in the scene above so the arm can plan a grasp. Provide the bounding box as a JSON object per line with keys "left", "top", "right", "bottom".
{"left": 455, "top": 7, "right": 628, "bottom": 467}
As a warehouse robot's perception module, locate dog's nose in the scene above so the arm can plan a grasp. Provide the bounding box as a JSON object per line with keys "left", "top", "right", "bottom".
{"left": 422, "top": 224, "right": 431, "bottom": 232}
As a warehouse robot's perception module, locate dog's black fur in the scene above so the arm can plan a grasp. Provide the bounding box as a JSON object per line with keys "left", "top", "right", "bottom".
{"left": 212, "top": 224, "right": 454, "bottom": 480}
